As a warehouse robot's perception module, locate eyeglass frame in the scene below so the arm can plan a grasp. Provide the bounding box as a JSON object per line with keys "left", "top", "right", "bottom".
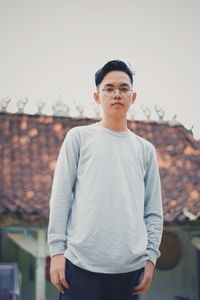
{"left": 99, "top": 87, "right": 133, "bottom": 97}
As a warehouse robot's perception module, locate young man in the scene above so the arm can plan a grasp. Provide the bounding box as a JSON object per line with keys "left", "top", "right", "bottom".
{"left": 47, "top": 60, "right": 163, "bottom": 300}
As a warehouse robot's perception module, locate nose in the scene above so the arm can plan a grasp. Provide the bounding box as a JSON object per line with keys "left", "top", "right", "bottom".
{"left": 113, "top": 88, "right": 121, "bottom": 96}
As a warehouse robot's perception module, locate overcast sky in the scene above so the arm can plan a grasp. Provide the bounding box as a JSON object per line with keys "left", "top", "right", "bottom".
{"left": 0, "top": 0, "right": 199, "bottom": 140}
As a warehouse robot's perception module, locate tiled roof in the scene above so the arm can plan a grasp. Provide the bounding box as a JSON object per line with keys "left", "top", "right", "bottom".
{"left": 0, "top": 112, "right": 200, "bottom": 226}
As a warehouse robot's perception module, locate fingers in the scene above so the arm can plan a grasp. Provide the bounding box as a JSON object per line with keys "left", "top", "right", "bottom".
{"left": 55, "top": 281, "right": 65, "bottom": 294}
{"left": 51, "top": 272, "right": 69, "bottom": 294}
{"left": 59, "top": 269, "right": 69, "bottom": 290}
{"left": 132, "top": 273, "right": 152, "bottom": 295}
{"left": 50, "top": 272, "right": 65, "bottom": 294}
{"left": 50, "top": 256, "right": 70, "bottom": 294}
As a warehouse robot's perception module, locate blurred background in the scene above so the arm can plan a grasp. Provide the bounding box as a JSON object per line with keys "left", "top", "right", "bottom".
{"left": 0, "top": 1, "right": 200, "bottom": 300}
{"left": 0, "top": 0, "right": 199, "bottom": 139}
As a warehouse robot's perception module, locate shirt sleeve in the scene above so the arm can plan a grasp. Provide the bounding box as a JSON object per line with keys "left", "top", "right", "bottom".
{"left": 144, "top": 144, "right": 164, "bottom": 266}
{"left": 47, "top": 128, "right": 80, "bottom": 257}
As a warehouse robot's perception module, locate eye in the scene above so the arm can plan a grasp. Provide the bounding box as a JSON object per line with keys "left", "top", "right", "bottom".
{"left": 105, "top": 87, "right": 114, "bottom": 92}
{"left": 120, "top": 87, "right": 129, "bottom": 92}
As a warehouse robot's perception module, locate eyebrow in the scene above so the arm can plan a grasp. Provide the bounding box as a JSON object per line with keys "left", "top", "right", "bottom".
{"left": 104, "top": 83, "right": 130, "bottom": 87}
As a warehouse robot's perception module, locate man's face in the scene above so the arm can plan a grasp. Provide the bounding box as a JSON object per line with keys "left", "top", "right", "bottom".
{"left": 94, "top": 71, "right": 136, "bottom": 119}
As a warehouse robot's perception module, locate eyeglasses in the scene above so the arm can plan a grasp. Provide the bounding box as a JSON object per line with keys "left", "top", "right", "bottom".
{"left": 101, "top": 87, "right": 133, "bottom": 97}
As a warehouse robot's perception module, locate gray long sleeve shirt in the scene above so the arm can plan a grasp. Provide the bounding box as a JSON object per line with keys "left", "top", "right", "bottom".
{"left": 47, "top": 122, "right": 163, "bottom": 273}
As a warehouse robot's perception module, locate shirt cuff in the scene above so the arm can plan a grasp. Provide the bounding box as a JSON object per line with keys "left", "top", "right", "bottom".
{"left": 49, "top": 241, "right": 66, "bottom": 257}
{"left": 147, "top": 247, "right": 161, "bottom": 266}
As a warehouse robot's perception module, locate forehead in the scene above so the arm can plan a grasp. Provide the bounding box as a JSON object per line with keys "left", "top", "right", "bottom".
{"left": 100, "top": 71, "right": 132, "bottom": 86}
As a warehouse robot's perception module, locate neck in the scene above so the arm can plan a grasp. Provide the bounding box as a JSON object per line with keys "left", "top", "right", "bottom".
{"left": 98, "top": 117, "right": 128, "bottom": 132}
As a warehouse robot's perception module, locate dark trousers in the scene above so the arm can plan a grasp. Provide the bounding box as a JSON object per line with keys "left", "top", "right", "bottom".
{"left": 59, "top": 257, "right": 144, "bottom": 300}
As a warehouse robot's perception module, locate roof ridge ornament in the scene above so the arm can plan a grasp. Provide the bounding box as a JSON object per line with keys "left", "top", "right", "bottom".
{"left": 52, "top": 95, "right": 70, "bottom": 117}
{"left": 168, "top": 115, "right": 182, "bottom": 126}
{"left": 36, "top": 101, "right": 46, "bottom": 115}
{"left": 92, "top": 102, "right": 101, "bottom": 119}
{"left": 128, "top": 105, "right": 136, "bottom": 120}
{"left": 73, "top": 100, "right": 84, "bottom": 117}
{"left": 189, "top": 125, "right": 194, "bottom": 133}
{"left": 154, "top": 105, "right": 165, "bottom": 122}
{"left": 17, "top": 97, "right": 28, "bottom": 114}
{"left": 0, "top": 97, "right": 11, "bottom": 112}
{"left": 141, "top": 104, "right": 151, "bottom": 120}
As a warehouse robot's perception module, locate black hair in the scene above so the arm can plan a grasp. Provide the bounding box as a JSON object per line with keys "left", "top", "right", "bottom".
{"left": 95, "top": 60, "right": 134, "bottom": 90}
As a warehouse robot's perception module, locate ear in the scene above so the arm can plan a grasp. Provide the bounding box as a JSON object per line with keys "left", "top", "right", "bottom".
{"left": 93, "top": 92, "right": 101, "bottom": 105}
{"left": 131, "top": 92, "right": 137, "bottom": 105}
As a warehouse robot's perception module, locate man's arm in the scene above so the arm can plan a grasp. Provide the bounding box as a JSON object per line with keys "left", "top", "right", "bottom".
{"left": 133, "top": 144, "right": 163, "bottom": 296}
{"left": 47, "top": 128, "right": 80, "bottom": 293}
{"left": 143, "top": 144, "right": 163, "bottom": 266}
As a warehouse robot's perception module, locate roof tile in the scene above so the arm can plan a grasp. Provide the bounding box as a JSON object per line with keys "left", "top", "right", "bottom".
{"left": 0, "top": 112, "right": 200, "bottom": 224}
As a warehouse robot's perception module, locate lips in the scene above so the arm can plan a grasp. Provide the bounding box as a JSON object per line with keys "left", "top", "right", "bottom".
{"left": 112, "top": 103, "right": 123, "bottom": 106}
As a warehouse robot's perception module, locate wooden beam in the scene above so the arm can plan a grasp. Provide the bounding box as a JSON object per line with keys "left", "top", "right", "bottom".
{"left": 7, "top": 232, "right": 37, "bottom": 256}
{"left": 6, "top": 232, "right": 49, "bottom": 257}
{"left": 0, "top": 215, "right": 48, "bottom": 227}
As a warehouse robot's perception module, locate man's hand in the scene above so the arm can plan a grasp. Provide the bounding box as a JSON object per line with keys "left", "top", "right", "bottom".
{"left": 132, "top": 260, "right": 155, "bottom": 295}
{"left": 50, "top": 254, "right": 69, "bottom": 294}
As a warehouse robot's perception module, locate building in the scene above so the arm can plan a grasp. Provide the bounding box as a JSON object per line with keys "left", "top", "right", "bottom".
{"left": 0, "top": 111, "right": 200, "bottom": 300}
